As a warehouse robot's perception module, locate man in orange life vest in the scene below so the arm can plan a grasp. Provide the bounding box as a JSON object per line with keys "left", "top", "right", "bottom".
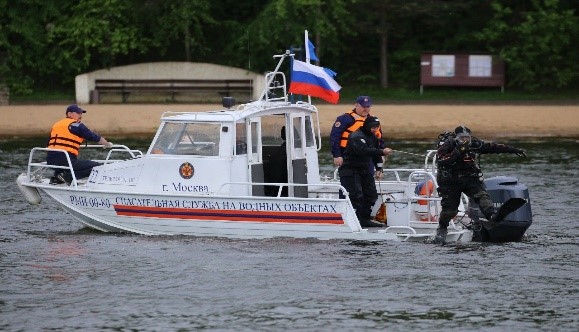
{"left": 46, "top": 104, "right": 113, "bottom": 184}
{"left": 330, "top": 96, "right": 385, "bottom": 192}
{"left": 330, "top": 96, "right": 381, "bottom": 168}
{"left": 339, "top": 116, "right": 392, "bottom": 227}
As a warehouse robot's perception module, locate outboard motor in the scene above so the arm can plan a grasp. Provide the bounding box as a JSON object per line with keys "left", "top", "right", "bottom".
{"left": 468, "top": 176, "right": 532, "bottom": 242}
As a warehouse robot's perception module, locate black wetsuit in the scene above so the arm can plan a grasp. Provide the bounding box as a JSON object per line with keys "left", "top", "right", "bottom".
{"left": 339, "top": 128, "right": 383, "bottom": 223}
{"left": 436, "top": 137, "right": 522, "bottom": 229}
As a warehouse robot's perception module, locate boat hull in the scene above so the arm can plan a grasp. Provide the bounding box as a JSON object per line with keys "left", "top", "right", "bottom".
{"left": 36, "top": 185, "right": 369, "bottom": 239}
{"left": 31, "top": 184, "right": 471, "bottom": 242}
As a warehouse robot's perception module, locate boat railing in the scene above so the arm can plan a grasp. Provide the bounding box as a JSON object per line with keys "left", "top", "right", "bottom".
{"left": 80, "top": 144, "right": 143, "bottom": 163}
{"left": 160, "top": 112, "right": 237, "bottom": 122}
{"left": 259, "top": 51, "right": 292, "bottom": 102}
{"left": 406, "top": 170, "right": 439, "bottom": 199}
{"left": 26, "top": 145, "right": 138, "bottom": 187}
{"left": 424, "top": 150, "right": 438, "bottom": 173}
{"left": 405, "top": 170, "right": 441, "bottom": 222}
{"left": 27, "top": 148, "right": 80, "bottom": 186}
{"left": 262, "top": 71, "right": 288, "bottom": 103}
{"left": 217, "top": 181, "right": 349, "bottom": 198}
{"left": 333, "top": 167, "right": 434, "bottom": 183}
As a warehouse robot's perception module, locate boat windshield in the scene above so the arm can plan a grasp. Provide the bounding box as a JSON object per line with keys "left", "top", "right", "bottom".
{"left": 150, "top": 122, "right": 221, "bottom": 156}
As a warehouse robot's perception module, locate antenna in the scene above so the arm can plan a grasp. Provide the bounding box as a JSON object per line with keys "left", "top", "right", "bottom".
{"left": 259, "top": 50, "right": 294, "bottom": 101}
{"left": 246, "top": 29, "right": 251, "bottom": 71}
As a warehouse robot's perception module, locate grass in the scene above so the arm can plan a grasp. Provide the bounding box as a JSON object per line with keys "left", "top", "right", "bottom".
{"left": 339, "top": 85, "right": 579, "bottom": 104}
{"left": 8, "top": 85, "right": 578, "bottom": 105}
{"left": 9, "top": 88, "right": 75, "bottom": 103}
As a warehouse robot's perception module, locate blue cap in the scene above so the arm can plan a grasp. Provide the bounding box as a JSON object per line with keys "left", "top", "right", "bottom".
{"left": 66, "top": 104, "right": 86, "bottom": 114}
{"left": 356, "top": 96, "right": 372, "bottom": 107}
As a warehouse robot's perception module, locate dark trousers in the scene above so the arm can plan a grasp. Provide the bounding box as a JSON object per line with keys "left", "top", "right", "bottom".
{"left": 47, "top": 153, "right": 102, "bottom": 180}
{"left": 339, "top": 167, "right": 378, "bottom": 221}
{"left": 436, "top": 174, "right": 495, "bottom": 229}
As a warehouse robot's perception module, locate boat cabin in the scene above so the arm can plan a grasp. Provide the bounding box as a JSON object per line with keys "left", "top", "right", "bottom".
{"left": 93, "top": 70, "right": 323, "bottom": 198}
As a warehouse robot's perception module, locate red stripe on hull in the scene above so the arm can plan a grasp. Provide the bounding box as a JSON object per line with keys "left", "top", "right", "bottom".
{"left": 113, "top": 205, "right": 344, "bottom": 225}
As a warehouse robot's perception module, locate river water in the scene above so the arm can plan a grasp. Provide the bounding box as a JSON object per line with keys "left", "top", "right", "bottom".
{"left": 1, "top": 137, "right": 577, "bottom": 331}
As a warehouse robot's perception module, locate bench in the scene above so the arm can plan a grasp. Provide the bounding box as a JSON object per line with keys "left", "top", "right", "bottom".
{"left": 93, "top": 79, "right": 253, "bottom": 103}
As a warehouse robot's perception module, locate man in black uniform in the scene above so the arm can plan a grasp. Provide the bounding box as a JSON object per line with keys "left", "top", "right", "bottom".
{"left": 339, "top": 116, "right": 392, "bottom": 228}
{"left": 434, "top": 125, "right": 526, "bottom": 244}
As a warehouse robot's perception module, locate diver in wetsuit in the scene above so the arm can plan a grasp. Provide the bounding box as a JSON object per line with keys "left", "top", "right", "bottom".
{"left": 434, "top": 125, "right": 526, "bottom": 244}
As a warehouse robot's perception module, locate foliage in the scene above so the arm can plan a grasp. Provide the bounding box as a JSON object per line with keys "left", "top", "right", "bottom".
{"left": 0, "top": 0, "right": 577, "bottom": 96}
{"left": 222, "top": 0, "right": 355, "bottom": 73}
{"left": 47, "top": 0, "right": 147, "bottom": 78}
{"left": 477, "top": 0, "right": 578, "bottom": 90}
{"left": 144, "top": 0, "right": 214, "bottom": 61}
{"left": 0, "top": 0, "right": 64, "bottom": 93}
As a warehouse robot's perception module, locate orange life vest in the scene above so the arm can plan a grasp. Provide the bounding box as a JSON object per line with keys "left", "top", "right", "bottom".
{"left": 339, "top": 111, "right": 383, "bottom": 148}
{"left": 339, "top": 111, "right": 366, "bottom": 148}
{"left": 47, "top": 118, "right": 83, "bottom": 156}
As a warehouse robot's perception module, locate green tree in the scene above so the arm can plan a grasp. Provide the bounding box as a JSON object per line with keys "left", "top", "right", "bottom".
{"left": 347, "top": 0, "right": 489, "bottom": 88}
{"left": 47, "top": 0, "right": 147, "bottom": 80}
{"left": 0, "top": 0, "right": 65, "bottom": 93}
{"left": 478, "top": 0, "right": 578, "bottom": 90}
{"left": 224, "top": 0, "right": 355, "bottom": 73}
{"left": 2, "top": 0, "right": 576, "bottom": 96}
{"left": 142, "top": 0, "right": 214, "bottom": 62}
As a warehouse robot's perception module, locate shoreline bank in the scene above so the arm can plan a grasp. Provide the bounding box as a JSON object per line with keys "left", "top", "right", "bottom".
{"left": 1, "top": 103, "right": 578, "bottom": 140}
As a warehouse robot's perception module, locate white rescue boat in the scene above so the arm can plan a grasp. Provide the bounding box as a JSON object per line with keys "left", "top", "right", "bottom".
{"left": 17, "top": 52, "right": 532, "bottom": 243}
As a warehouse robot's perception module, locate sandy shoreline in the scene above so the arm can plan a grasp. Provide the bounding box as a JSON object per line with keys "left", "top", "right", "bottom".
{"left": 1, "top": 103, "right": 578, "bottom": 140}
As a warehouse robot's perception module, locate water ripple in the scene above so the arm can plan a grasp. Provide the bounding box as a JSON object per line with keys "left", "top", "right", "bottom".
{"left": 1, "top": 139, "right": 578, "bottom": 331}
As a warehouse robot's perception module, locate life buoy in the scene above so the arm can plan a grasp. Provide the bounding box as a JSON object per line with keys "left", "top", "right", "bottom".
{"left": 417, "top": 179, "right": 434, "bottom": 205}
{"left": 414, "top": 179, "right": 436, "bottom": 222}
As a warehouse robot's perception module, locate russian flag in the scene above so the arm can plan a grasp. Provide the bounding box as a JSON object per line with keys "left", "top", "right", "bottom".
{"left": 306, "top": 38, "right": 318, "bottom": 62}
{"left": 305, "top": 30, "right": 318, "bottom": 62}
{"left": 289, "top": 59, "right": 341, "bottom": 104}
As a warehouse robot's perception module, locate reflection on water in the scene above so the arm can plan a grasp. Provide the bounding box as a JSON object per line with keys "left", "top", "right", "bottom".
{"left": 0, "top": 138, "right": 577, "bottom": 331}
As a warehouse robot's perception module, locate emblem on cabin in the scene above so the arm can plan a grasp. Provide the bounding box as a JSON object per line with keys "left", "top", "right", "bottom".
{"left": 179, "top": 162, "right": 194, "bottom": 179}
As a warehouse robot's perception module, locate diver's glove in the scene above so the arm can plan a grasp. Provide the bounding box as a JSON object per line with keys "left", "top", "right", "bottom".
{"left": 513, "top": 148, "right": 526, "bottom": 158}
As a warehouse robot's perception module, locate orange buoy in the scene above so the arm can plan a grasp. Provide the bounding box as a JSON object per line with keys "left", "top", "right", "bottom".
{"left": 375, "top": 202, "right": 387, "bottom": 224}
{"left": 417, "top": 179, "right": 434, "bottom": 205}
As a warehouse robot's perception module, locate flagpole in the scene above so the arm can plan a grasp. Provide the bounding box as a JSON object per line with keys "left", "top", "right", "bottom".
{"left": 305, "top": 30, "right": 310, "bottom": 63}
{"left": 304, "top": 30, "right": 312, "bottom": 104}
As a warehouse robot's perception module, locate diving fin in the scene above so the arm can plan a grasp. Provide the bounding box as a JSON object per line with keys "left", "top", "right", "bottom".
{"left": 482, "top": 198, "right": 526, "bottom": 229}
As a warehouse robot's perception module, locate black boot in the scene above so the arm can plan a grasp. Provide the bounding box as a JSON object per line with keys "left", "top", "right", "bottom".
{"left": 49, "top": 176, "right": 65, "bottom": 185}
{"left": 434, "top": 227, "right": 448, "bottom": 244}
{"left": 50, "top": 172, "right": 70, "bottom": 185}
{"left": 56, "top": 172, "right": 72, "bottom": 185}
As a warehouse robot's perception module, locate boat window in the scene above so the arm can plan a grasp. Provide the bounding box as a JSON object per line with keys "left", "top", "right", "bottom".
{"left": 235, "top": 122, "right": 247, "bottom": 155}
{"left": 305, "top": 116, "right": 314, "bottom": 147}
{"left": 292, "top": 117, "right": 302, "bottom": 149}
{"left": 250, "top": 121, "right": 259, "bottom": 155}
{"left": 261, "top": 115, "right": 285, "bottom": 146}
{"left": 150, "top": 122, "right": 221, "bottom": 156}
